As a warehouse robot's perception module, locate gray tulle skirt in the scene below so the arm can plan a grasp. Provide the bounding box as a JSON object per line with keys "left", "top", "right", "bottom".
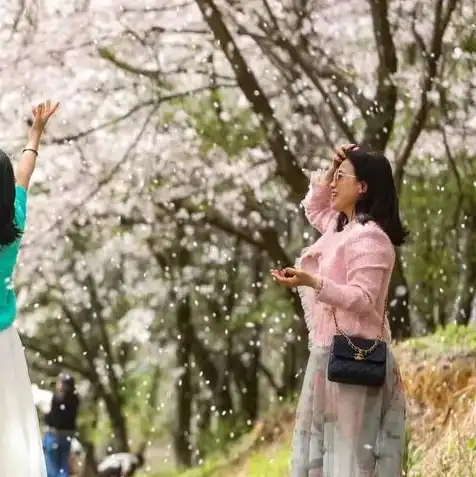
{"left": 291, "top": 346, "right": 406, "bottom": 477}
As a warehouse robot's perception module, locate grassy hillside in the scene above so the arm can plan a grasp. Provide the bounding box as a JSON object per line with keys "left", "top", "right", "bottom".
{"left": 151, "top": 324, "right": 476, "bottom": 477}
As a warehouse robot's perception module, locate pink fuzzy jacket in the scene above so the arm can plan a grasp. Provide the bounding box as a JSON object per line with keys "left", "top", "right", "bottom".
{"left": 296, "top": 178, "right": 394, "bottom": 348}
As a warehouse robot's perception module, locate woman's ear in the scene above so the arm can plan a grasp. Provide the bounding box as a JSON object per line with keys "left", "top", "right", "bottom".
{"left": 358, "top": 181, "right": 368, "bottom": 195}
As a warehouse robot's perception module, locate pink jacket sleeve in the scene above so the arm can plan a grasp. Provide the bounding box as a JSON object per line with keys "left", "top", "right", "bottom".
{"left": 317, "top": 226, "right": 394, "bottom": 314}
{"left": 302, "top": 180, "right": 338, "bottom": 234}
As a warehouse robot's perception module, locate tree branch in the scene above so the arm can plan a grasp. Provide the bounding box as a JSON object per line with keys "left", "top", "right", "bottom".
{"left": 258, "top": 362, "right": 282, "bottom": 394}
{"left": 394, "top": 0, "right": 460, "bottom": 191}
{"left": 84, "top": 273, "right": 124, "bottom": 409}
{"left": 195, "top": 0, "right": 308, "bottom": 201}
{"left": 167, "top": 198, "right": 267, "bottom": 250}
{"left": 24, "top": 338, "right": 93, "bottom": 379}
{"left": 234, "top": 16, "right": 360, "bottom": 142}
{"left": 49, "top": 100, "right": 155, "bottom": 144}
{"left": 363, "top": 0, "right": 398, "bottom": 150}
{"left": 34, "top": 271, "right": 107, "bottom": 394}
{"left": 41, "top": 102, "right": 159, "bottom": 239}
{"left": 49, "top": 85, "right": 235, "bottom": 145}
{"left": 237, "top": 27, "right": 338, "bottom": 150}
{"left": 97, "top": 47, "right": 169, "bottom": 83}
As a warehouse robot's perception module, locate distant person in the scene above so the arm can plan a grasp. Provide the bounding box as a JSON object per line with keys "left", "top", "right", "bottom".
{"left": 0, "top": 100, "right": 59, "bottom": 477}
{"left": 43, "top": 372, "right": 81, "bottom": 477}
{"left": 97, "top": 442, "right": 146, "bottom": 477}
{"left": 271, "top": 145, "right": 407, "bottom": 476}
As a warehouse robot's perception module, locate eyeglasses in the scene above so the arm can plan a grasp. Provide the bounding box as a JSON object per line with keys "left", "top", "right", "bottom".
{"left": 333, "top": 170, "right": 356, "bottom": 182}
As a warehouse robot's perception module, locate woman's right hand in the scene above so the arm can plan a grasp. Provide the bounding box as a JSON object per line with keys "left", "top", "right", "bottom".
{"left": 316, "top": 143, "right": 360, "bottom": 186}
{"left": 31, "top": 100, "right": 60, "bottom": 132}
{"left": 332, "top": 143, "right": 359, "bottom": 169}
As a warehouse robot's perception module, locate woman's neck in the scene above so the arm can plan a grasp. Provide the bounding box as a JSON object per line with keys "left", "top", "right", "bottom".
{"left": 343, "top": 208, "right": 356, "bottom": 221}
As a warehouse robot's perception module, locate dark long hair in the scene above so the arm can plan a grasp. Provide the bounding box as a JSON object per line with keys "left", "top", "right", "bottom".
{"left": 0, "top": 150, "right": 22, "bottom": 247}
{"left": 335, "top": 149, "right": 409, "bottom": 246}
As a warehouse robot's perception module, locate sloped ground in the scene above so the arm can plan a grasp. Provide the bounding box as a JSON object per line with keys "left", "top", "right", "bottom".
{"left": 155, "top": 325, "right": 476, "bottom": 477}
{"left": 396, "top": 325, "right": 476, "bottom": 477}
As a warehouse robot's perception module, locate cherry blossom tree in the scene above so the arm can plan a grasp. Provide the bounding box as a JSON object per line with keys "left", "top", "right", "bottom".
{"left": 1, "top": 0, "right": 475, "bottom": 470}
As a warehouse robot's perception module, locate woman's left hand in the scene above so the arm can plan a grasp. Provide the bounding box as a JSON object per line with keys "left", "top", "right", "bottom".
{"left": 270, "top": 267, "right": 320, "bottom": 289}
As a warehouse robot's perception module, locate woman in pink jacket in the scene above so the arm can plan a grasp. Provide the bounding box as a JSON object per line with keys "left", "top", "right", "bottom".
{"left": 272, "top": 145, "right": 406, "bottom": 476}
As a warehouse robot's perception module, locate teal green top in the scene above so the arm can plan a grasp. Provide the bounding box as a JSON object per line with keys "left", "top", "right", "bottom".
{"left": 0, "top": 185, "right": 27, "bottom": 331}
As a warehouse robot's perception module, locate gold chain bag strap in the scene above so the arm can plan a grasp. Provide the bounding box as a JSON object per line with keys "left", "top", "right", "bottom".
{"left": 327, "top": 298, "right": 388, "bottom": 387}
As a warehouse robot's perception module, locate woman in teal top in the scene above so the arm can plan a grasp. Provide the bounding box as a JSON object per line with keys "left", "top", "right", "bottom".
{"left": 0, "top": 100, "right": 59, "bottom": 477}
{"left": 0, "top": 175, "right": 27, "bottom": 330}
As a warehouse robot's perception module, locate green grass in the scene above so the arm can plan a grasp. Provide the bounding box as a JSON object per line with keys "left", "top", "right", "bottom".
{"left": 398, "top": 323, "right": 476, "bottom": 358}
{"left": 153, "top": 457, "right": 223, "bottom": 477}
{"left": 245, "top": 446, "right": 290, "bottom": 476}
{"left": 151, "top": 444, "right": 292, "bottom": 477}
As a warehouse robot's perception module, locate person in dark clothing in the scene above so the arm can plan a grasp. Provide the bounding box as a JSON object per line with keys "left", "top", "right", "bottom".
{"left": 43, "top": 372, "right": 80, "bottom": 477}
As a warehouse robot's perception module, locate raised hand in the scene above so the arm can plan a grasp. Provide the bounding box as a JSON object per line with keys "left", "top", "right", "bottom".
{"left": 332, "top": 143, "right": 359, "bottom": 169}
{"left": 17, "top": 100, "right": 60, "bottom": 190}
{"left": 31, "top": 100, "right": 60, "bottom": 131}
{"left": 318, "top": 143, "right": 359, "bottom": 186}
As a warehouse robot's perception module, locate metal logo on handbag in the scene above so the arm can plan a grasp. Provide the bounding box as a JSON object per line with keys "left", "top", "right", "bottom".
{"left": 327, "top": 299, "right": 388, "bottom": 387}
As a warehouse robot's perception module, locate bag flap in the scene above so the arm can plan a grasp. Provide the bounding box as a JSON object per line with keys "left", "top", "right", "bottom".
{"left": 331, "top": 335, "right": 386, "bottom": 363}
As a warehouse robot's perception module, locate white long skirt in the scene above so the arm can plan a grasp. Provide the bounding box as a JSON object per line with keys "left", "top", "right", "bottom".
{"left": 0, "top": 325, "right": 47, "bottom": 477}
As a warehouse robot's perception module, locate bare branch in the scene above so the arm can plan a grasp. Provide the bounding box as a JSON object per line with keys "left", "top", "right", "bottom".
{"left": 168, "top": 198, "right": 266, "bottom": 250}
{"left": 394, "top": 0, "right": 460, "bottom": 191}
{"left": 120, "top": 2, "right": 194, "bottom": 14}
{"left": 84, "top": 273, "right": 124, "bottom": 411}
{"left": 24, "top": 337, "right": 93, "bottom": 378}
{"left": 49, "top": 85, "right": 235, "bottom": 145}
{"left": 97, "top": 47, "right": 169, "bottom": 83}
{"left": 235, "top": 15, "right": 360, "bottom": 142}
{"left": 195, "top": 0, "right": 308, "bottom": 201}
{"left": 258, "top": 361, "right": 282, "bottom": 394}
{"left": 40, "top": 82, "right": 237, "bottom": 239}
{"left": 441, "top": 127, "right": 462, "bottom": 197}
{"left": 11, "top": 0, "right": 26, "bottom": 33}
{"left": 363, "top": 0, "right": 398, "bottom": 149}
{"left": 49, "top": 99, "right": 155, "bottom": 144}
{"left": 410, "top": 5, "right": 427, "bottom": 58}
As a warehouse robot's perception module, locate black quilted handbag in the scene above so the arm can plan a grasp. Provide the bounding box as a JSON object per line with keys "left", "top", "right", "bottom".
{"left": 327, "top": 301, "right": 387, "bottom": 387}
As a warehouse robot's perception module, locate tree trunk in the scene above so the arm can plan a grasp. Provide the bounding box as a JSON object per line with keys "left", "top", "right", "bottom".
{"left": 242, "top": 325, "right": 261, "bottom": 424}
{"left": 228, "top": 329, "right": 263, "bottom": 429}
{"left": 174, "top": 295, "right": 193, "bottom": 467}
{"left": 78, "top": 441, "right": 98, "bottom": 477}
{"left": 196, "top": 396, "right": 212, "bottom": 460}
{"left": 280, "top": 288, "right": 309, "bottom": 398}
{"left": 189, "top": 331, "right": 234, "bottom": 417}
{"left": 195, "top": 0, "right": 308, "bottom": 201}
{"left": 388, "top": 251, "right": 412, "bottom": 340}
{"left": 450, "top": 215, "right": 476, "bottom": 325}
{"left": 101, "top": 393, "right": 129, "bottom": 452}
{"left": 281, "top": 336, "right": 298, "bottom": 399}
